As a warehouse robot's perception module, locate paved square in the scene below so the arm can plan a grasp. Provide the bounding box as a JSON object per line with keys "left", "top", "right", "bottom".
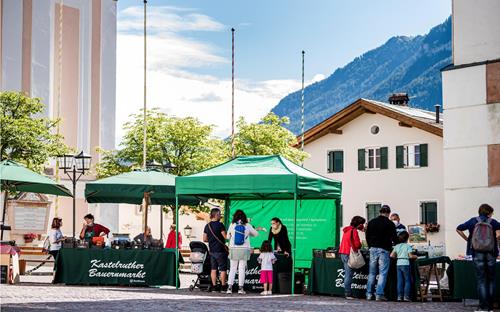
{"left": 0, "top": 274, "right": 476, "bottom": 312}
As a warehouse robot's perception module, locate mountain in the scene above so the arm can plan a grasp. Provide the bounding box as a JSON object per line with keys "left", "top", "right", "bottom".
{"left": 271, "top": 17, "right": 452, "bottom": 134}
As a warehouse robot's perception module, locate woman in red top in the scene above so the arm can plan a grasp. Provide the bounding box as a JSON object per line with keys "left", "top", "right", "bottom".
{"left": 165, "top": 224, "right": 182, "bottom": 249}
{"left": 339, "top": 216, "right": 366, "bottom": 299}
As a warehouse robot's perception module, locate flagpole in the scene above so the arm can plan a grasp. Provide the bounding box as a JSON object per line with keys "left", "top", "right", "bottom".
{"left": 142, "top": 0, "right": 147, "bottom": 169}
{"left": 231, "top": 28, "right": 235, "bottom": 159}
{"left": 301, "top": 50, "right": 305, "bottom": 153}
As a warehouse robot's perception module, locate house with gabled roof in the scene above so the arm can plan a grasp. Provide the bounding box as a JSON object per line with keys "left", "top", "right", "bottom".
{"left": 299, "top": 94, "right": 445, "bottom": 247}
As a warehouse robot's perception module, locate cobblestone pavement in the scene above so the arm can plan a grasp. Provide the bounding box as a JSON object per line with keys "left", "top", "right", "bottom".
{"left": 0, "top": 275, "right": 483, "bottom": 312}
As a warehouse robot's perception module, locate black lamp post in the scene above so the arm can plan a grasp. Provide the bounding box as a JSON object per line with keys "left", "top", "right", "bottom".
{"left": 58, "top": 151, "right": 91, "bottom": 239}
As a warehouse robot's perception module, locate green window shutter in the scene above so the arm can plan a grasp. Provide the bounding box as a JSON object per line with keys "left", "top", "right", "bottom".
{"left": 380, "top": 147, "right": 388, "bottom": 169}
{"left": 358, "top": 149, "right": 365, "bottom": 171}
{"left": 327, "top": 151, "right": 333, "bottom": 173}
{"left": 421, "top": 202, "right": 437, "bottom": 224}
{"left": 396, "top": 146, "right": 404, "bottom": 168}
{"left": 333, "top": 151, "right": 344, "bottom": 173}
{"left": 420, "top": 144, "right": 428, "bottom": 167}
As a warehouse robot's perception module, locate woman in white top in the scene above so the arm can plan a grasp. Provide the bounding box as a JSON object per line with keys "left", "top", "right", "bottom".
{"left": 48, "top": 218, "right": 65, "bottom": 260}
{"left": 226, "top": 209, "right": 261, "bottom": 294}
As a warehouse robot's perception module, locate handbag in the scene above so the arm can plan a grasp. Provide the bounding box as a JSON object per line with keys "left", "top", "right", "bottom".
{"left": 347, "top": 229, "right": 365, "bottom": 269}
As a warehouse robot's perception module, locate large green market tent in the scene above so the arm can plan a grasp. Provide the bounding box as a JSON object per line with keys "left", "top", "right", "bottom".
{"left": 175, "top": 155, "right": 342, "bottom": 288}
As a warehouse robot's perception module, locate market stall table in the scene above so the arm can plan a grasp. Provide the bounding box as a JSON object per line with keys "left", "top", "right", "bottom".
{"left": 449, "top": 259, "right": 500, "bottom": 301}
{"left": 308, "top": 256, "right": 419, "bottom": 300}
{"left": 54, "top": 248, "right": 180, "bottom": 287}
{"left": 229, "top": 253, "right": 292, "bottom": 293}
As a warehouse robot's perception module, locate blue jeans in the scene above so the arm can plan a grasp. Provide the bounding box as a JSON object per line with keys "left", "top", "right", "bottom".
{"left": 473, "top": 252, "right": 496, "bottom": 311}
{"left": 340, "top": 254, "right": 353, "bottom": 296}
{"left": 366, "top": 248, "right": 390, "bottom": 297}
{"left": 397, "top": 265, "right": 411, "bottom": 299}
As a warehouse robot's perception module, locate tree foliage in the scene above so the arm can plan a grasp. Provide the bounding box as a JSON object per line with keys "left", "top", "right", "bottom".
{"left": 0, "top": 91, "right": 69, "bottom": 172}
{"left": 96, "top": 108, "right": 228, "bottom": 178}
{"left": 234, "top": 112, "right": 308, "bottom": 164}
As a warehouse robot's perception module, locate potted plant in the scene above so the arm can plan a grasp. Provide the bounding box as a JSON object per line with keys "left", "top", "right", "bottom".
{"left": 23, "top": 233, "right": 38, "bottom": 243}
{"left": 425, "top": 223, "right": 440, "bottom": 233}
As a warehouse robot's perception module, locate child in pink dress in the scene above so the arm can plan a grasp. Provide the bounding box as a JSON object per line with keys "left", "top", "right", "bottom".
{"left": 258, "top": 240, "right": 277, "bottom": 295}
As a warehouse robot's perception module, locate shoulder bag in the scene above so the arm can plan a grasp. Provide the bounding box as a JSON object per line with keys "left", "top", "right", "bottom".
{"left": 348, "top": 228, "right": 365, "bottom": 269}
{"left": 208, "top": 223, "right": 229, "bottom": 253}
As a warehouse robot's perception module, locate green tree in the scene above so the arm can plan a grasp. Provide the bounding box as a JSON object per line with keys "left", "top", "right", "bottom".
{"left": 96, "top": 108, "right": 228, "bottom": 178}
{"left": 234, "top": 112, "right": 308, "bottom": 164}
{"left": 0, "top": 91, "right": 69, "bottom": 172}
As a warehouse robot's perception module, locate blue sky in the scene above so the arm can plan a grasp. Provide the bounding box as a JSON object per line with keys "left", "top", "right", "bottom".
{"left": 115, "top": 0, "right": 451, "bottom": 141}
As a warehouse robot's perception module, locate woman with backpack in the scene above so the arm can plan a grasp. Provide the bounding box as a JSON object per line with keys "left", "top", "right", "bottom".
{"left": 226, "top": 209, "right": 261, "bottom": 294}
{"left": 456, "top": 204, "right": 500, "bottom": 312}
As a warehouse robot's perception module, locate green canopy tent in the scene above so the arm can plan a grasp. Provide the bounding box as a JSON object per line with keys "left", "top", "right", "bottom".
{"left": 175, "top": 155, "right": 342, "bottom": 290}
{"left": 0, "top": 160, "right": 73, "bottom": 239}
{"left": 85, "top": 170, "right": 202, "bottom": 237}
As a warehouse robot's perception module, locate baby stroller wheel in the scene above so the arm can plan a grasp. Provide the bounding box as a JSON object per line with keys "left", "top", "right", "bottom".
{"left": 189, "top": 285, "right": 195, "bottom": 291}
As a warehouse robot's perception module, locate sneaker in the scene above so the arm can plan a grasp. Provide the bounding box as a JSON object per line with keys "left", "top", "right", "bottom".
{"left": 220, "top": 285, "right": 228, "bottom": 293}
{"left": 260, "top": 291, "right": 268, "bottom": 295}
{"left": 397, "top": 297, "right": 403, "bottom": 302}
{"left": 226, "top": 286, "right": 232, "bottom": 294}
{"left": 238, "top": 287, "right": 246, "bottom": 294}
{"left": 366, "top": 294, "right": 374, "bottom": 301}
{"left": 207, "top": 285, "right": 216, "bottom": 292}
{"left": 403, "top": 297, "right": 411, "bottom": 302}
{"left": 375, "top": 295, "right": 388, "bottom": 301}
{"left": 345, "top": 295, "right": 355, "bottom": 300}
{"left": 267, "top": 291, "right": 272, "bottom": 295}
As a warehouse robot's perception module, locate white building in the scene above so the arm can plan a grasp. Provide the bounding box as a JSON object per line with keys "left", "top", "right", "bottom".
{"left": 301, "top": 97, "right": 445, "bottom": 246}
{"left": 0, "top": 0, "right": 117, "bottom": 238}
{"left": 442, "top": 0, "right": 500, "bottom": 258}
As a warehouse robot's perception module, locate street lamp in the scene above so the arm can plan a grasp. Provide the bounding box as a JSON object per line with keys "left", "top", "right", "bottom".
{"left": 183, "top": 225, "right": 192, "bottom": 241}
{"left": 58, "top": 151, "right": 92, "bottom": 239}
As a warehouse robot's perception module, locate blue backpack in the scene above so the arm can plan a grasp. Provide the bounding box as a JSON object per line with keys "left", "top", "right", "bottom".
{"left": 234, "top": 223, "right": 246, "bottom": 246}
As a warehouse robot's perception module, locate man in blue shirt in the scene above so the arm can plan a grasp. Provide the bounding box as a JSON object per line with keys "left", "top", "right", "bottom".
{"left": 456, "top": 204, "right": 500, "bottom": 312}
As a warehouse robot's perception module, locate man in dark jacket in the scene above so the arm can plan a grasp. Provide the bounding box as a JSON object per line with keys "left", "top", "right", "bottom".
{"left": 365, "top": 205, "right": 398, "bottom": 301}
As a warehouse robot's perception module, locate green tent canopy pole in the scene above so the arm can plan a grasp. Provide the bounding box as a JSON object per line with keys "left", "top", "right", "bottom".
{"left": 291, "top": 191, "right": 297, "bottom": 294}
{"left": 175, "top": 195, "right": 179, "bottom": 289}
{"left": 224, "top": 197, "right": 231, "bottom": 231}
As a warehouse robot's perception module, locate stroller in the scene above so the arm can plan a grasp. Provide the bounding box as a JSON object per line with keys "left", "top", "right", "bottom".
{"left": 188, "top": 241, "right": 212, "bottom": 291}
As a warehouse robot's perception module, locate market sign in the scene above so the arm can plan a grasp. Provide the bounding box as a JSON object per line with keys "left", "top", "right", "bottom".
{"left": 232, "top": 199, "right": 337, "bottom": 268}
{"left": 88, "top": 259, "right": 146, "bottom": 283}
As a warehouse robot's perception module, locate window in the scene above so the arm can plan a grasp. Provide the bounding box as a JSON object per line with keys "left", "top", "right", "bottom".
{"left": 396, "top": 144, "right": 428, "bottom": 168}
{"left": 366, "top": 203, "right": 381, "bottom": 221}
{"left": 358, "top": 147, "right": 388, "bottom": 170}
{"left": 420, "top": 202, "right": 437, "bottom": 224}
{"left": 327, "top": 150, "right": 344, "bottom": 173}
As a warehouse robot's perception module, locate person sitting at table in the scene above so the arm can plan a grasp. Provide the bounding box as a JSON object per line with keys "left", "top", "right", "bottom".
{"left": 338, "top": 215, "right": 365, "bottom": 299}
{"left": 165, "top": 224, "right": 182, "bottom": 249}
{"left": 268, "top": 217, "right": 291, "bottom": 256}
{"left": 134, "top": 226, "right": 153, "bottom": 245}
{"left": 456, "top": 203, "right": 500, "bottom": 312}
{"left": 79, "top": 214, "right": 110, "bottom": 245}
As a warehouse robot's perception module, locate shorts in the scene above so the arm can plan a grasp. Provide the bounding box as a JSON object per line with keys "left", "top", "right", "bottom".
{"left": 260, "top": 270, "right": 273, "bottom": 284}
{"left": 210, "top": 252, "right": 228, "bottom": 271}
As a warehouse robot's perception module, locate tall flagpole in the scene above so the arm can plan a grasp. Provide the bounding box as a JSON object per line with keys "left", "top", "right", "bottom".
{"left": 142, "top": 0, "right": 147, "bottom": 169}
{"left": 301, "top": 50, "right": 305, "bottom": 152}
{"left": 231, "top": 28, "right": 235, "bottom": 159}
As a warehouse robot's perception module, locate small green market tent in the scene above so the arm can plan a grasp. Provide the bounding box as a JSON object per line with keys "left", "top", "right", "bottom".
{"left": 85, "top": 170, "right": 200, "bottom": 206}
{"left": 175, "top": 155, "right": 342, "bottom": 288}
{"left": 85, "top": 170, "right": 202, "bottom": 235}
{"left": 0, "top": 160, "right": 73, "bottom": 239}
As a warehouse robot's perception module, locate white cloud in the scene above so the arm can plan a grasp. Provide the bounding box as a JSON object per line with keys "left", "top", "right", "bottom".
{"left": 115, "top": 6, "right": 319, "bottom": 144}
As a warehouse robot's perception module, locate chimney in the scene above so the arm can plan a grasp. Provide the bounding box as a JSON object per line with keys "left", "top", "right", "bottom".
{"left": 388, "top": 93, "right": 409, "bottom": 106}
{"left": 435, "top": 104, "right": 441, "bottom": 124}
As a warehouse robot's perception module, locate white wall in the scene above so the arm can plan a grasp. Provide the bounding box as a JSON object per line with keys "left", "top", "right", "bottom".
{"left": 453, "top": 0, "right": 500, "bottom": 65}
{"left": 303, "top": 112, "right": 444, "bottom": 246}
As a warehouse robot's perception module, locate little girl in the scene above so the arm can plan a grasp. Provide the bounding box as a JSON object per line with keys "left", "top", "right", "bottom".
{"left": 258, "top": 240, "right": 277, "bottom": 295}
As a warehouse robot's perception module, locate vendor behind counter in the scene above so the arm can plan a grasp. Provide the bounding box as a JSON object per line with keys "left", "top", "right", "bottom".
{"left": 79, "top": 213, "right": 110, "bottom": 245}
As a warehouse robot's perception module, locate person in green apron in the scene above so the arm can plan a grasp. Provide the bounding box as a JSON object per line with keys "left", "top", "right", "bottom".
{"left": 79, "top": 213, "right": 110, "bottom": 246}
